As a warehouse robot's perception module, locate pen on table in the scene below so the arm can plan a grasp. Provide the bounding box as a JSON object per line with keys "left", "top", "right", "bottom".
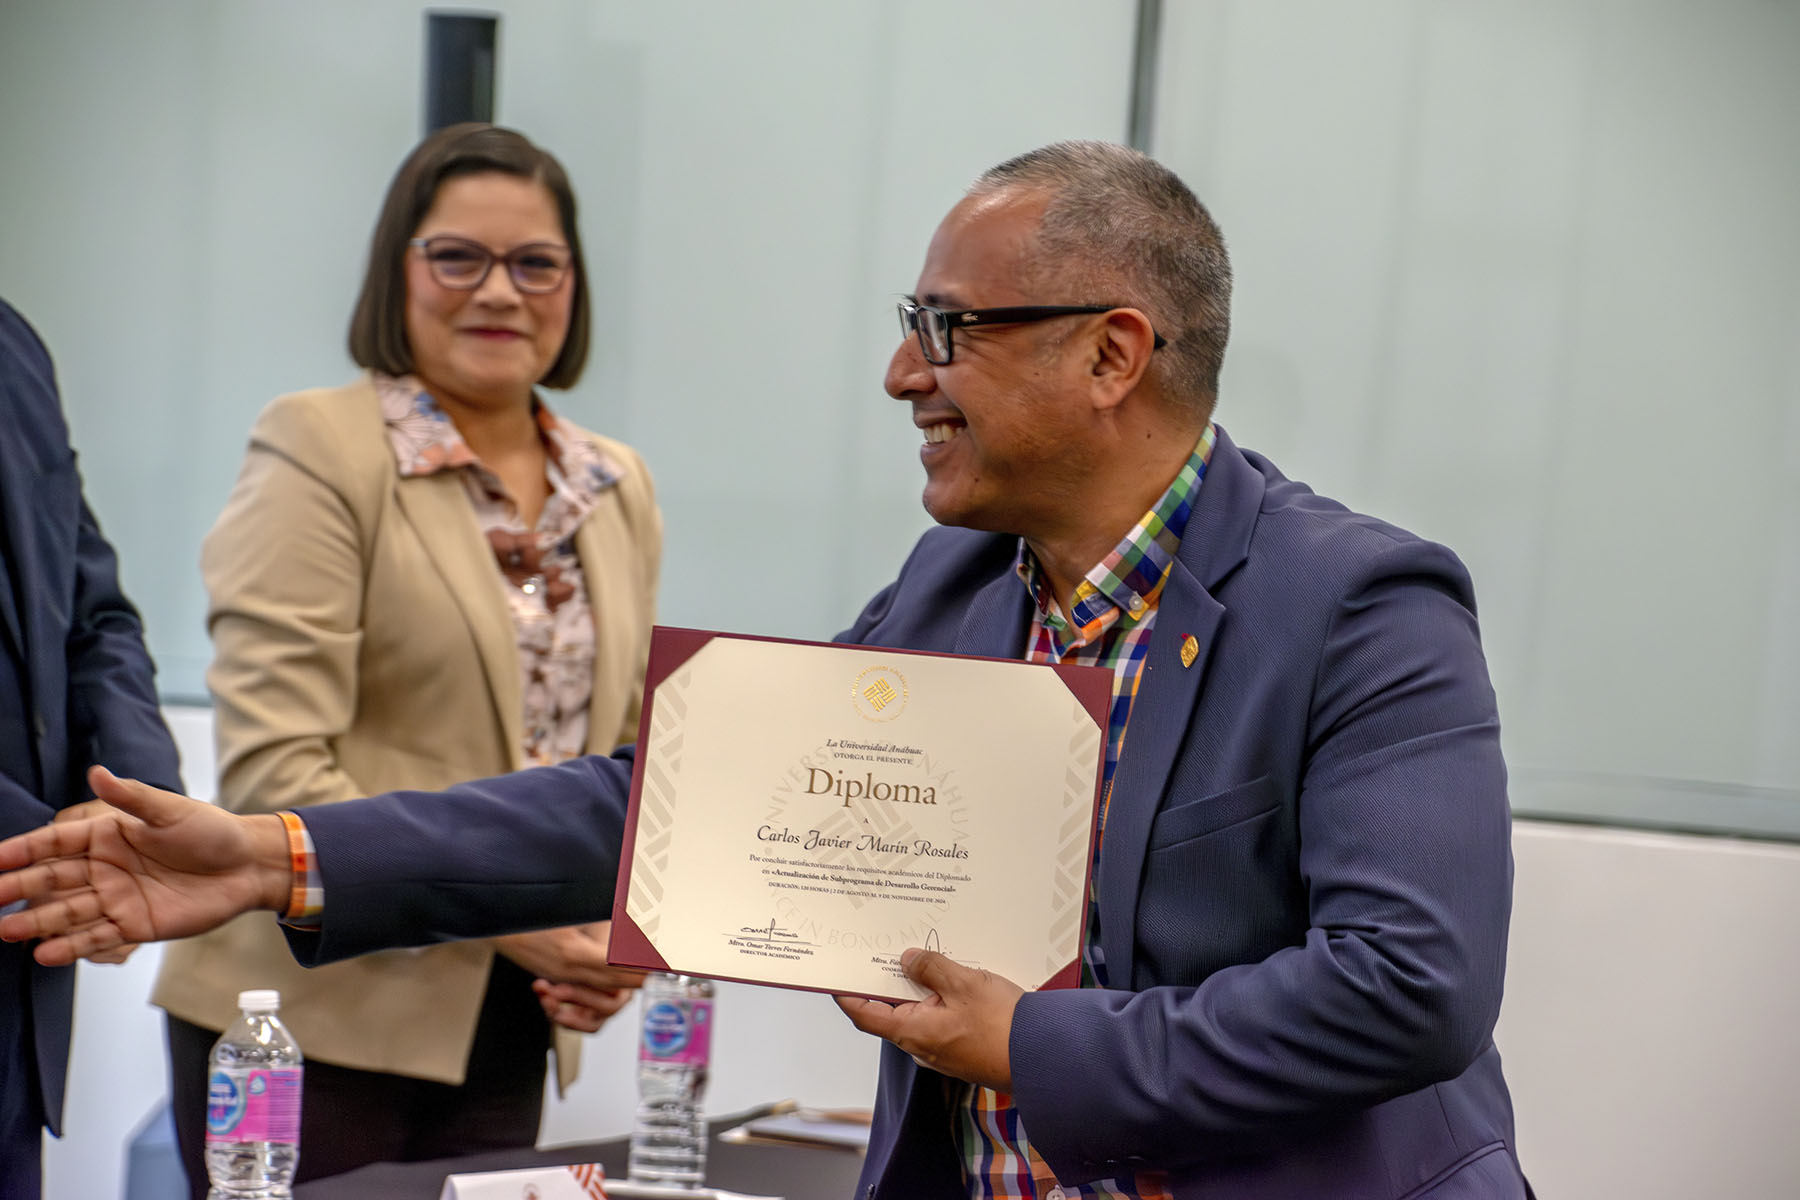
{"left": 721, "top": 1097, "right": 799, "bottom": 1124}
{"left": 796, "top": 1106, "right": 874, "bottom": 1126}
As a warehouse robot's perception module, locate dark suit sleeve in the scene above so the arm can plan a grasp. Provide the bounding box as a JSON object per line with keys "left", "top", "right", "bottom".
{"left": 63, "top": 491, "right": 183, "bottom": 797}
{"left": 283, "top": 749, "right": 636, "bottom": 965}
{"left": 1008, "top": 541, "right": 1512, "bottom": 1179}
{"left": 0, "top": 298, "right": 181, "bottom": 804}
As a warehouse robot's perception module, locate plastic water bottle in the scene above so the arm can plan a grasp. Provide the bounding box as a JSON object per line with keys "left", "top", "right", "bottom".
{"left": 205, "top": 989, "right": 303, "bottom": 1199}
{"left": 628, "top": 974, "right": 714, "bottom": 1187}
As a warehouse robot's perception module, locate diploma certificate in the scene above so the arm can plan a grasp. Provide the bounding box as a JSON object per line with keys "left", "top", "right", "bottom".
{"left": 607, "top": 627, "right": 1111, "bottom": 1002}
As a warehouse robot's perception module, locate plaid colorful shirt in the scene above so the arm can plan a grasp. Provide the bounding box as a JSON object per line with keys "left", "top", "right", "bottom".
{"left": 956, "top": 425, "right": 1216, "bottom": 1200}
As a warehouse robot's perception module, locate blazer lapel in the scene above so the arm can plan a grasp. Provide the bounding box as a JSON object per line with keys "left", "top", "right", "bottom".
{"left": 393, "top": 471, "right": 525, "bottom": 768}
{"left": 1096, "top": 427, "right": 1263, "bottom": 986}
{"left": 0, "top": 376, "right": 44, "bottom": 670}
{"left": 0, "top": 436, "right": 75, "bottom": 726}
{"left": 953, "top": 568, "right": 1031, "bottom": 658}
{"left": 0, "top": 461, "right": 27, "bottom": 668}
{"left": 575, "top": 487, "right": 640, "bottom": 754}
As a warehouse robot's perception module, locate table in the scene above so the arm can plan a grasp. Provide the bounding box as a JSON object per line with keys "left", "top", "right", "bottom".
{"left": 291, "top": 1112, "right": 865, "bottom": 1200}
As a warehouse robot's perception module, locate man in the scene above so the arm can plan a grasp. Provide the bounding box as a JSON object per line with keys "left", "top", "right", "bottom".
{"left": 0, "top": 298, "right": 184, "bottom": 1198}
{"left": 0, "top": 144, "right": 1529, "bottom": 1197}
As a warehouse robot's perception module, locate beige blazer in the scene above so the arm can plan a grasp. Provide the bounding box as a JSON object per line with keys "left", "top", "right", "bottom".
{"left": 152, "top": 377, "right": 661, "bottom": 1091}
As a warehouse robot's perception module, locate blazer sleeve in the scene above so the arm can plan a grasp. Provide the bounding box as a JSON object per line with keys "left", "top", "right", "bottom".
{"left": 64, "top": 491, "right": 184, "bottom": 797}
{"left": 202, "top": 400, "right": 372, "bottom": 816}
{"left": 0, "top": 299, "right": 182, "bottom": 801}
{"left": 1008, "top": 539, "right": 1513, "bottom": 1181}
{"left": 285, "top": 749, "right": 635, "bottom": 964}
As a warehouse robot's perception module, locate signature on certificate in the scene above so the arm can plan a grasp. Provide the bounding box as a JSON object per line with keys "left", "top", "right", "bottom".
{"left": 739, "top": 917, "right": 810, "bottom": 946}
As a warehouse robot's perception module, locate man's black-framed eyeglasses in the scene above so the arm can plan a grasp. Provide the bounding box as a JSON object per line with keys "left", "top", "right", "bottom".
{"left": 897, "top": 298, "right": 1167, "bottom": 365}
{"left": 409, "top": 236, "right": 573, "bottom": 294}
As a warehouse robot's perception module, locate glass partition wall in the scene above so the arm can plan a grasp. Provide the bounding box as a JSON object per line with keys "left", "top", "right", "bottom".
{"left": 1152, "top": 0, "right": 1800, "bottom": 840}
{"left": 2, "top": 0, "right": 1793, "bottom": 845}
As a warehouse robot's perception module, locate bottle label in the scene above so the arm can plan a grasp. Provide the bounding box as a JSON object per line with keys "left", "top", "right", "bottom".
{"left": 205, "top": 1067, "right": 303, "bottom": 1144}
{"left": 639, "top": 998, "right": 712, "bottom": 1066}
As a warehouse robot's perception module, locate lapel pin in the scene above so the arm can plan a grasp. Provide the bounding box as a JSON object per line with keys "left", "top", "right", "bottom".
{"left": 1180, "top": 635, "right": 1199, "bottom": 668}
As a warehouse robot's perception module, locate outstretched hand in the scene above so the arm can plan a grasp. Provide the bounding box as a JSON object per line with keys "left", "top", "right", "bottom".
{"left": 0, "top": 766, "right": 292, "bottom": 966}
{"left": 49, "top": 799, "right": 143, "bottom": 964}
{"left": 835, "top": 948, "right": 1023, "bottom": 1091}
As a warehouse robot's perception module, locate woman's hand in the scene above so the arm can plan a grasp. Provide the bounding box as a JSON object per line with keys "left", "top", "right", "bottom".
{"left": 495, "top": 920, "right": 647, "bottom": 1031}
{"left": 495, "top": 921, "right": 646, "bottom": 991}
{"left": 532, "top": 977, "right": 638, "bottom": 1033}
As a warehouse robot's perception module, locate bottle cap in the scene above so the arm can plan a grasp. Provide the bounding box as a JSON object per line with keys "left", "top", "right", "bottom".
{"left": 237, "top": 989, "right": 281, "bottom": 1012}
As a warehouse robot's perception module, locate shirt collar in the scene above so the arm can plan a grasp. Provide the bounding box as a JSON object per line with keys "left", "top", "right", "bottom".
{"left": 374, "top": 372, "right": 621, "bottom": 497}
{"left": 1016, "top": 423, "right": 1218, "bottom": 630}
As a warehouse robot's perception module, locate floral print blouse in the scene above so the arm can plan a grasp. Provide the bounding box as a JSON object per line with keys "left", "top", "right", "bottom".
{"left": 376, "top": 373, "right": 622, "bottom": 767}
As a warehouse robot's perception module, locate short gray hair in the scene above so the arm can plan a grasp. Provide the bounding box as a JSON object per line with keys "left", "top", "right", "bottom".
{"left": 972, "top": 141, "right": 1231, "bottom": 411}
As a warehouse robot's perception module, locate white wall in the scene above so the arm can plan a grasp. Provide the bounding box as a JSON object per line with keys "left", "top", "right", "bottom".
{"left": 1500, "top": 824, "right": 1800, "bottom": 1198}
{"left": 44, "top": 708, "right": 216, "bottom": 1200}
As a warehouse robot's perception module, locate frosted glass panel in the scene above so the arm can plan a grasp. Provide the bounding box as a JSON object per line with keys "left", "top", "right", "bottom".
{"left": 0, "top": 0, "right": 1133, "bottom": 694}
{"left": 1154, "top": 0, "right": 1800, "bottom": 839}
{"left": 3, "top": 0, "right": 1792, "bottom": 840}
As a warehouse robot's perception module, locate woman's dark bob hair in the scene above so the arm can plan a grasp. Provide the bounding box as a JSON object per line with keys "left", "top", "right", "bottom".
{"left": 347, "top": 123, "right": 591, "bottom": 389}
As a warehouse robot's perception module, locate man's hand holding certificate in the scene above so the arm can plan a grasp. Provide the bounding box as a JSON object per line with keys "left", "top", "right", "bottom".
{"left": 606, "top": 628, "right": 1110, "bottom": 1003}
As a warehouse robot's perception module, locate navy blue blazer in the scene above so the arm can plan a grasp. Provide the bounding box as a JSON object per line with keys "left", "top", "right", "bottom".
{"left": 296, "top": 428, "right": 1526, "bottom": 1197}
{"left": 0, "top": 299, "right": 183, "bottom": 1136}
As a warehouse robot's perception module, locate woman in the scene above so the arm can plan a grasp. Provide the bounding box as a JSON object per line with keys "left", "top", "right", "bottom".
{"left": 152, "top": 124, "right": 659, "bottom": 1192}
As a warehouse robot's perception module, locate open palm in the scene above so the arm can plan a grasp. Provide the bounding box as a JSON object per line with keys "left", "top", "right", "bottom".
{"left": 0, "top": 767, "right": 282, "bottom": 966}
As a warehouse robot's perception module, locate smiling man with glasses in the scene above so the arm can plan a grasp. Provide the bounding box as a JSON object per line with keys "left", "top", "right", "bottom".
{"left": 896, "top": 299, "right": 1168, "bottom": 366}
{"left": 0, "top": 142, "right": 1530, "bottom": 1200}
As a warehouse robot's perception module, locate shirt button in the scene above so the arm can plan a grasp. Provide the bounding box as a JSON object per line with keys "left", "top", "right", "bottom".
{"left": 1128, "top": 596, "right": 1147, "bottom": 615}
{"left": 1046, "top": 1188, "right": 1066, "bottom": 1200}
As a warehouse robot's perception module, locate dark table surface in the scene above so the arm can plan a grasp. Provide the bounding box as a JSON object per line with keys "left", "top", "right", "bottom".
{"left": 290, "top": 1112, "right": 865, "bottom": 1200}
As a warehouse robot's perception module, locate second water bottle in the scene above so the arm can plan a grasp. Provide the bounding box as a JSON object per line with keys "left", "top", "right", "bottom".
{"left": 627, "top": 973, "right": 714, "bottom": 1187}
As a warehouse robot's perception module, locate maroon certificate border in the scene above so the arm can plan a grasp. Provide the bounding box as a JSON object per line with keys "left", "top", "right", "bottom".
{"left": 607, "top": 625, "right": 1110, "bottom": 1000}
